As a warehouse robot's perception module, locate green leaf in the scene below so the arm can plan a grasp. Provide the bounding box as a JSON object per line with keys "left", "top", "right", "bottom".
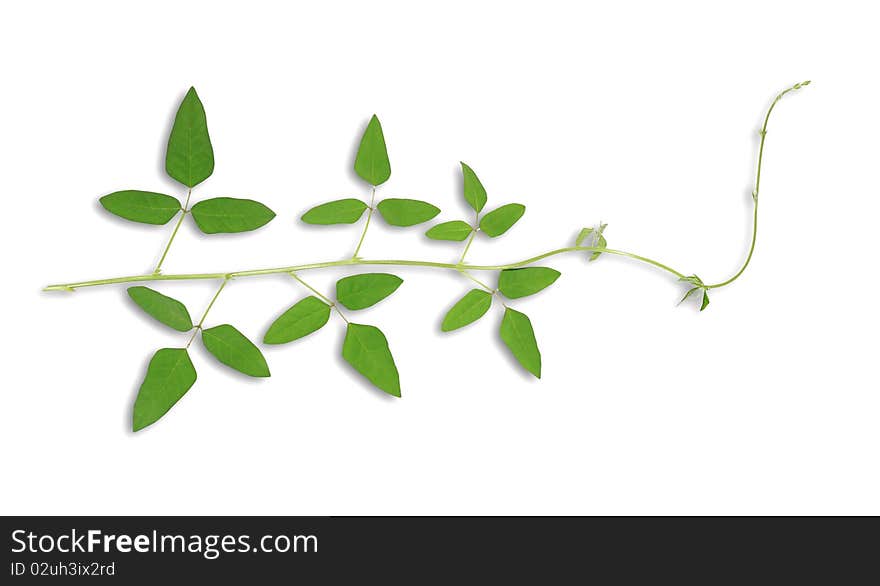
{"left": 425, "top": 220, "right": 473, "bottom": 241}
{"left": 165, "top": 87, "right": 214, "bottom": 188}
{"left": 460, "top": 162, "right": 487, "bottom": 213}
{"left": 354, "top": 115, "right": 391, "bottom": 186}
{"left": 499, "top": 308, "right": 541, "bottom": 378}
{"left": 342, "top": 323, "right": 400, "bottom": 396}
{"left": 498, "top": 267, "right": 561, "bottom": 299}
{"left": 575, "top": 224, "right": 608, "bottom": 261}
{"left": 479, "top": 203, "right": 526, "bottom": 237}
{"left": 263, "top": 296, "right": 331, "bottom": 344}
{"left": 99, "top": 191, "right": 181, "bottom": 225}
{"left": 336, "top": 273, "right": 403, "bottom": 310}
{"left": 127, "top": 286, "right": 193, "bottom": 332}
{"left": 301, "top": 199, "right": 368, "bottom": 225}
{"left": 132, "top": 348, "right": 197, "bottom": 432}
{"left": 376, "top": 198, "right": 441, "bottom": 227}
{"left": 441, "top": 289, "right": 492, "bottom": 332}
{"left": 190, "top": 197, "right": 276, "bottom": 234}
{"left": 678, "top": 285, "right": 710, "bottom": 311}
{"left": 201, "top": 324, "right": 270, "bottom": 377}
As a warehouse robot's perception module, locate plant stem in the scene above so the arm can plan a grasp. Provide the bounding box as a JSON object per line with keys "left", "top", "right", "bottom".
{"left": 289, "top": 271, "right": 348, "bottom": 322}
{"left": 352, "top": 186, "right": 376, "bottom": 258}
{"left": 289, "top": 271, "right": 333, "bottom": 305}
{"left": 186, "top": 277, "right": 229, "bottom": 347}
{"left": 458, "top": 269, "right": 494, "bottom": 292}
{"left": 704, "top": 80, "right": 809, "bottom": 289}
{"left": 454, "top": 221, "right": 492, "bottom": 290}
{"left": 458, "top": 228, "right": 477, "bottom": 264}
{"left": 154, "top": 189, "right": 192, "bottom": 274}
{"left": 331, "top": 305, "right": 349, "bottom": 323}
{"left": 44, "top": 82, "right": 809, "bottom": 298}
{"left": 44, "top": 245, "right": 684, "bottom": 291}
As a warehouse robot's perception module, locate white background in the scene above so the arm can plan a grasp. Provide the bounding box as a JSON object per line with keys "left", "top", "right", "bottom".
{"left": 1, "top": 1, "right": 878, "bottom": 515}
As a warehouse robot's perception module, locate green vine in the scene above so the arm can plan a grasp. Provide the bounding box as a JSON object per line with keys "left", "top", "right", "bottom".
{"left": 44, "top": 82, "right": 809, "bottom": 431}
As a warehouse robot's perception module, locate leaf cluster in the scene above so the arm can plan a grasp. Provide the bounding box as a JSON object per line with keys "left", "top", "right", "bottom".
{"left": 78, "top": 86, "right": 733, "bottom": 431}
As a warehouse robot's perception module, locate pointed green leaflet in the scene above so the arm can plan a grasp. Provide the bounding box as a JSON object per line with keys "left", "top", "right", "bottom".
{"left": 301, "top": 199, "right": 368, "bottom": 225}
{"left": 99, "top": 191, "right": 181, "bottom": 225}
{"left": 132, "top": 348, "right": 197, "bottom": 431}
{"left": 354, "top": 115, "right": 391, "bottom": 186}
{"left": 165, "top": 87, "right": 214, "bottom": 188}
{"left": 190, "top": 197, "right": 276, "bottom": 234}
{"left": 376, "top": 198, "right": 441, "bottom": 227}
{"left": 201, "top": 324, "right": 270, "bottom": 377}
{"left": 127, "top": 286, "right": 193, "bottom": 332}
{"left": 336, "top": 273, "right": 403, "bottom": 310}
{"left": 263, "top": 296, "right": 332, "bottom": 344}
{"left": 342, "top": 323, "right": 401, "bottom": 397}
{"left": 678, "top": 285, "right": 710, "bottom": 311}
{"left": 498, "top": 267, "right": 561, "bottom": 299}
{"left": 479, "top": 203, "right": 525, "bottom": 237}
{"left": 499, "top": 308, "right": 541, "bottom": 378}
{"left": 441, "top": 289, "right": 493, "bottom": 332}
{"left": 460, "top": 162, "right": 487, "bottom": 213}
{"left": 425, "top": 220, "right": 473, "bottom": 241}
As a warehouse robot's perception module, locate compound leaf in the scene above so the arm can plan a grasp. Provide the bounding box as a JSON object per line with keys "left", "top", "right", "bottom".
{"left": 441, "top": 289, "right": 492, "bottom": 332}
{"left": 479, "top": 203, "right": 525, "bottom": 237}
{"left": 425, "top": 220, "right": 473, "bottom": 241}
{"left": 301, "top": 199, "right": 368, "bottom": 225}
{"left": 99, "top": 191, "right": 181, "bottom": 225}
{"left": 354, "top": 115, "right": 391, "bottom": 186}
{"left": 460, "top": 162, "right": 487, "bottom": 213}
{"left": 336, "top": 273, "right": 403, "bottom": 310}
{"left": 342, "top": 323, "right": 400, "bottom": 397}
{"left": 498, "top": 267, "right": 561, "bottom": 299}
{"left": 165, "top": 87, "right": 214, "bottom": 188}
{"left": 132, "top": 348, "right": 197, "bottom": 431}
{"left": 376, "top": 198, "right": 441, "bottom": 227}
{"left": 127, "top": 286, "right": 193, "bottom": 332}
{"left": 500, "top": 308, "right": 541, "bottom": 378}
{"left": 190, "top": 197, "right": 276, "bottom": 234}
{"left": 202, "top": 324, "right": 270, "bottom": 377}
{"left": 263, "top": 296, "right": 331, "bottom": 344}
